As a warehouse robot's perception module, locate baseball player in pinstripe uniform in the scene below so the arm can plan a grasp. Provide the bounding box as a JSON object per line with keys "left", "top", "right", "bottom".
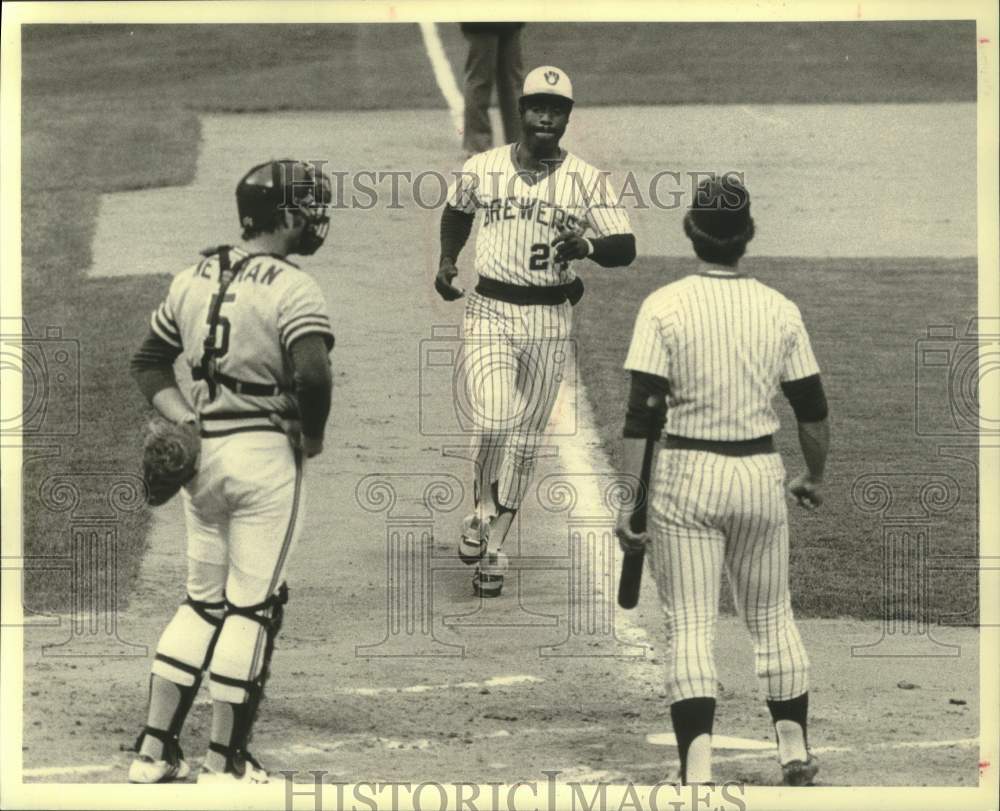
{"left": 615, "top": 176, "right": 830, "bottom": 786}
{"left": 435, "top": 66, "right": 636, "bottom": 596}
{"left": 128, "top": 160, "right": 335, "bottom": 783}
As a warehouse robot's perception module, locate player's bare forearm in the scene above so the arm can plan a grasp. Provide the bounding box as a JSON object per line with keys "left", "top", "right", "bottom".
{"left": 615, "top": 436, "right": 654, "bottom": 553}
{"left": 781, "top": 374, "right": 829, "bottom": 507}
{"left": 150, "top": 387, "right": 198, "bottom": 425}
{"left": 796, "top": 417, "right": 829, "bottom": 483}
{"left": 617, "top": 371, "right": 668, "bottom": 540}
{"left": 620, "top": 437, "right": 649, "bottom": 509}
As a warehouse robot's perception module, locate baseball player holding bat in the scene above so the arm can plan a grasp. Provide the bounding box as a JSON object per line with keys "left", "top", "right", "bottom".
{"left": 617, "top": 392, "right": 659, "bottom": 610}
{"left": 615, "top": 175, "right": 830, "bottom": 786}
{"left": 436, "top": 65, "right": 636, "bottom": 597}
{"left": 128, "top": 160, "right": 335, "bottom": 784}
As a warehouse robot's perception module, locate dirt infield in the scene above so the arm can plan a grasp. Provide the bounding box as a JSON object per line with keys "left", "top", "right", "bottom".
{"left": 21, "top": 101, "right": 982, "bottom": 788}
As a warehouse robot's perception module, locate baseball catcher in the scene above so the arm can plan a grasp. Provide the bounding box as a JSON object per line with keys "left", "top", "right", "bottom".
{"left": 127, "top": 159, "right": 335, "bottom": 784}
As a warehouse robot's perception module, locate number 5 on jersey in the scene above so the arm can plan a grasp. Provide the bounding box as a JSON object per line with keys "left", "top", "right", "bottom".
{"left": 205, "top": 292, "right": 236, "bottom": 359}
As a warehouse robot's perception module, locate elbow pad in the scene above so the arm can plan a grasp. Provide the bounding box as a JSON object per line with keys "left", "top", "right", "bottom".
{"left": 623, "top": 371, "right": 669, "bottom": 439}
{"left": 781, "top": 374, "right": 829, "bottom": 422}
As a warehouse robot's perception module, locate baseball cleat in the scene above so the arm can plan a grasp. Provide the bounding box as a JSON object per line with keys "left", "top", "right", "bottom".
{"left": 196, "top": 758, "right": 269, "bottom": 784}
{"left": 459, "top": 513, "right": 490, "bottom": 564}
{"left": 780, "top": 754, "right": 819, "bottom": 786}
{"left": 128, "top": 753, "right": 192, "bottom": 784}
{"left": 473, "top": 550, "right": 508, "bottom": 597}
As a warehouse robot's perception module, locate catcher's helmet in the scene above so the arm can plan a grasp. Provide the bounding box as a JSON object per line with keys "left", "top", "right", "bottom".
{"left": 520, "top": 65, "right": 574, "bottom": 106}
{"left": 236, "top": 160, "right": 332, "bottom": 255}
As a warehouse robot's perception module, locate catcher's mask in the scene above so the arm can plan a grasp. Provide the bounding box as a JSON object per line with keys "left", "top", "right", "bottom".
{"left": 236, "top": 160, "right": 332, "bottom": 255}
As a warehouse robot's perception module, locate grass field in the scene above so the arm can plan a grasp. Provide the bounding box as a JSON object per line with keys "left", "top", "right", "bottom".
{"left": 18, "top": 22, "right": 978, "bottom": 615}
{"left": 573, "top": 256, "right": 979, "bottom": 620}
{"left": 20, "top": 25, "right": 446, "bottom": 610}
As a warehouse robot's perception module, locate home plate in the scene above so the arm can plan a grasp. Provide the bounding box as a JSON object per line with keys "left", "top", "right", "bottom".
{"left": 647, "top": 733, "right": 773, "bottom": 750}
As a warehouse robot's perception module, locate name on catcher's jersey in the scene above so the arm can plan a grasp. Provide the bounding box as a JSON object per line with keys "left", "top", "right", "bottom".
{"left": 624, "top": 270, "right": 821, "bottom": 440}
{"left": 149, "top": 247, "right": 334, "bottom": 418}
{"left": 447, "top": 145, "right": 632, "bottom": 287}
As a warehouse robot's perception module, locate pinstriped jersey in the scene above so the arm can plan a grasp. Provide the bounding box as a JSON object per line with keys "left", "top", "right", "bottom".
{"left": 624, "top": 266, "right": 820, "bottom": 440}
{"left": 150, "top": 247, "right": 334, "bottom": 418}
{"left": 447, "top": 145, "right": 632, "bottom": 287}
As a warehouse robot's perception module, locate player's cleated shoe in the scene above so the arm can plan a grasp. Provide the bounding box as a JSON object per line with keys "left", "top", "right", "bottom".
{"left": 196, "top": 757, "right": 269, "bottom": 784}
{"left": 473, "top": 550, "right": 508, "bottom": 597}
{"left": 780, "top": 754, "right": 819, "bottom": 786}
{"left": 128, "top": 753, "right": 191, "bottom": 784}
{"left": 459, "top": 513, "right": 490, "bottom": 564}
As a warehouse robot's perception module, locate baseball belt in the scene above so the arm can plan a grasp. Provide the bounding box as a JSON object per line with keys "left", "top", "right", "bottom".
{"left": 664, "top": 434, "right": 775, "bottom": 457}
{"left": 475, "top": 275, "right": 584, "bottom": 306}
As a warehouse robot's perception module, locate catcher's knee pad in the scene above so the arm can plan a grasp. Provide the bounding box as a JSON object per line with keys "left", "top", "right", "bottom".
{"left": 152, "top": 597, "right": 226, "bottom": 687}
{"left": 209, "top": 584, "right": 288, "bottom": 705}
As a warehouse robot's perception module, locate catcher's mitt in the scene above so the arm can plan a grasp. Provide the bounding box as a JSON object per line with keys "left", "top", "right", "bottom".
{"left": 142, "top": 417, "right": 201, "bottom": 506}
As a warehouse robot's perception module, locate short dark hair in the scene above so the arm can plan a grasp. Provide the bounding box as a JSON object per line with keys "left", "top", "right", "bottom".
{"left": 684, "top": 175, "right": 754, "bottom": 266}
{"left": 683, "top": 213, "right": 754, "bottom": 266}
{"left": 241, "top": 211, "right": 286, "bottom": 241}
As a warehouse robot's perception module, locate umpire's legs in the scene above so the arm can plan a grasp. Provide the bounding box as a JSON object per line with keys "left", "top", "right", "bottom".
{"left": 462, "top": 30, "right": 498, "bottom": 154}
{"left": 495, "top": 27, "right": 524, "bottom": 145}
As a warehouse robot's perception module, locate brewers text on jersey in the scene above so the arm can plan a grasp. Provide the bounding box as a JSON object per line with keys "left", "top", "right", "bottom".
{"left": 436, "top": 66, "right": 636, "bottom": 597}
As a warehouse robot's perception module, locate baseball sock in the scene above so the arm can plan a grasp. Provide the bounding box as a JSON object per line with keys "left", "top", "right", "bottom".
{"left": 670, "top": 697, "right": 715, "bottom": 784}
{"left": 139, "top": 675, "right": 189, "bottom": 760}
{"left": 474, "top": 480, "right": 498, "bottom": 522}
{"left": 205, "top": 701, "right": 236, "bottom": 773}
{"left": 767, "top": 692, "right": 809, "bottom": 763}
{"left": 488, "top": 503, "right": 516, "bottom": 551}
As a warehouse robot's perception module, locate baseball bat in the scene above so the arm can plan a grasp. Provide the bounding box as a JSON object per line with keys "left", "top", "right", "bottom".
{"left": 617, "top": 431, "right": 656, "bottom": 609}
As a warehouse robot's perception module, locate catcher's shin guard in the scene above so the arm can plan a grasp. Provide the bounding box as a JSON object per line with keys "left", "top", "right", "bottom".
{"left": 135, "top": 597, "right": 224, "bottom": 759}
{"left": 207, "top": 584, "right": 288, "bottom": 772}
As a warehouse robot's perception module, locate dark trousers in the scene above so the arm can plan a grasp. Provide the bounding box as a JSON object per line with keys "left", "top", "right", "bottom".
{"left": 462, "top": 28, "right": 524, "bottom": 154}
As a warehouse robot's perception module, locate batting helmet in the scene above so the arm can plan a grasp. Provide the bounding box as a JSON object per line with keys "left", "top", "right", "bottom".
{"left": 520, "top": 65, "right": 574, "bottom": 106}
{"left": 236, "top": 160, "right": 332, "bottom": 255}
